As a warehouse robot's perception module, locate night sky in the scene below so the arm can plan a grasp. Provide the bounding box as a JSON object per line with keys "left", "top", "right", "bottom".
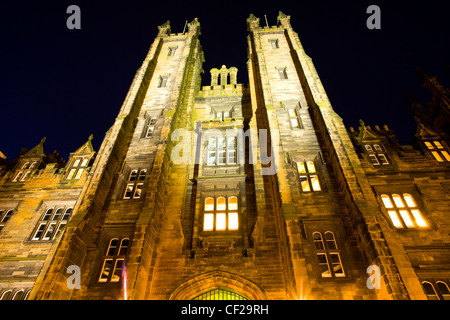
{"left": 1, "top": 1, "right": 449, "bottom": 162}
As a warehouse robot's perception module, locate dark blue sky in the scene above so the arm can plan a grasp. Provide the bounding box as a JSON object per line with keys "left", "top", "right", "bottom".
{"left": 1, "top": 1, "right": 449, "bottom": 161}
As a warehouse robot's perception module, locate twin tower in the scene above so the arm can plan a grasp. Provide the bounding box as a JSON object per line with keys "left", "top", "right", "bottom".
{"left": 23, "top": 12, "right": 422, "bottom": 300}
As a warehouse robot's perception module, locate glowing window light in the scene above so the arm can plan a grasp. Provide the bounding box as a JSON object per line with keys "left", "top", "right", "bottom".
{"left": 441, "top": 151, "right": 450, "bottom": 161}
{"left": 216, "top": 197, "right": 226, "bottom": 211}
{"left": 388, "top": 211, "right": 403, "bottom": 228}
{"left": 399, "top": 210, "right": 414, "bottom": 228}
{"left": 432, "top": 151, "right": 444, "bottom": 162}
{"left": 311, "top": 175, "right": 321, "bottom": 191}
{"left": 297, "top": 162, "right": 306, "bottom": 174}
{"left": 381, "top": 195, "right": 394, "bottom": 208}
{"left": 216, "top": 213, "right": 226, "bottom": 231}
{"left": 228, "top": 212, "right": 239, "bottom": 230}
{"left": 228, "top": 197, "right": 238, "bottom": 210}
{"left": 203, "top": 214, "right": 214, "bottom": 231}
{"left": 392, "top": 194, "right": 405, "bottom": 208}
{"left": 204, "top": 198, "right": 214, "bottom": 211}
{"left": 403, "top": 194, "right": 416, "bottom": 207}
{"left": 307, "top": 161, "right": 316, "bottom": 173}
{"left": 411, "top": 209, "right": 427, "bottom": 227}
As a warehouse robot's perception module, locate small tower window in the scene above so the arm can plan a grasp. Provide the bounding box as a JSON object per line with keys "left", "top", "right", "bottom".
{"left": 158, "top": 75, "right": 168, "bottom": 88}
{"left": 278, "top": 67, "right": 288, "bottom": 79}
{"left": 312, "top": 231, "right": 345, "bottom": 278}
{"left": 168, "top": 47, "right": 177, "bottom": 56}
{"left": 31, "top": 206, "right": 73, "bottom": 241}
{"left": 123, "top": 169, "right": 147, "bottom": 199}
{"left": 297, "top": 161, "right": 321, "bottom": 192}
{"left": 424, "top": 140, "right": 450, "bottom": 162}
{"left": 364, "top": 143, "right": 389, "bottom": 166}
{"left": 99, "top": 237, "right": 129, "bottom": 283}
{"left": 288, "top": 109, "right": 303, "bottom": 129}
{"left": 269, "top": 39, "right": 279, "bottom": 49}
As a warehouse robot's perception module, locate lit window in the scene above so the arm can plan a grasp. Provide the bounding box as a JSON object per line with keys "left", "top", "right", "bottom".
{"left": 67, "top": 157, "right": 89, "bottom": 180}
{"left": 123, "top": 169, "right": 146, "bottom": 199}
{"left": 381, "top": 194, "right": 427, "bottom": 228}
{"left": 288, "top": 109, "right": 302, "bottom": 129}
{"left": 228, "top": 197, "right": 238, "bottom": 210}
{"left": 203, "top": 213, "right": 214, "bottom": 231}
{"left": 228, "top": 212, "right": 239, "bottom": 230}
{"left": 216, "top": 197, "right": 226, "bottom": 211}
{"left": 99, "top": 237, "right": 129, "bottom": 283}
{"left": 365, "top": 143, "right": 389, "bottom": 166}
{"left": 205, "top": 198, "right": 214, "bottom": 211}
{"left": 203, "top": 196, "right": 239, "bottom": 231}
{"left": 424, "top": 140, "right": 450, "bottom": 162}
{"left": 297, "top": 161, "right": 321, "bottom": 192}
{"left": 216, "top": 213, "right": 226, "bottom": 230}
{"left": 21, "top": 162, "right": 30, "bottom": 169}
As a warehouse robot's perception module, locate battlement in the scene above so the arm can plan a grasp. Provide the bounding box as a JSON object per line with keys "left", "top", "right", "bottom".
{"left": 198, "top": 83, "right": 247, "bottom": 97}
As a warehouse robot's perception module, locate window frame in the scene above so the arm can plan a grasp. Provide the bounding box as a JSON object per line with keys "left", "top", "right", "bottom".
{"left": 66, "top": 157, "right": 89, "bottom": 180}
{"left": 123, "top": 169, "right": 147, "bottom": 200}
{"left": 424, "top": 140, "right": 450, "bottom": 162}
{"left": 296, "top": 160, "right": 321, "bottom": 192}
{"left": 380, "top": 193, "right": 428, "bottom": 229}
{"left": 31, "top": 206, "right": 73, "bottom": 241}
{"left": 202, "top": 195, "right": 239, "bottom": 232}
{"left": 311, "top": 231, "right": 345, "bottom": 279}
{"left": 364, "top": 143, "right": 389, "bottom": 166}
{"left": 98, "top": 237, "right": 130, "bottom": 283}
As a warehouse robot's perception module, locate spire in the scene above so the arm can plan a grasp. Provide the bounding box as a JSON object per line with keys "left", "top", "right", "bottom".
{"left": 277, "top": 11, "right": 291, "bottom": 28}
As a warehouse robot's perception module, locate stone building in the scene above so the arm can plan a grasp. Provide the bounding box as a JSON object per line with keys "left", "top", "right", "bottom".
{"left": 0, "top": 12, "right": 449, "bottom": 300}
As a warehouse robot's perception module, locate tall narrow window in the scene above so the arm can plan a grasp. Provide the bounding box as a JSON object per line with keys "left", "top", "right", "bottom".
{"left": 123, "top": 169, "right": 147, "bottom": 199}
{"left": 31, "top": 206, "right": 73, "bottom": 241}
{"left": 424, "top": 140, "right": 450, "bottom": 162}
{"left": 227, "top": 137, "right": 236, "bottom": 164}
{"left": 381, "top": 193, "right": 427, "bottom": 228}
{"left": 422, "top": 282, "right": 439, "bottom": 300}
{"left": 168, "top": 47, "right": 177, "bottom": 56}
{"left": 288, "top": 109, "right": 302, "bottom": 129}
{"left": 278, "top": 67, "right": 288, "bottom": 79}
{"left": 297, "top": 161, "right": 321, "bottom": 192}
{"left": 437, "top": 281, "right": 450, "bottom": 300}
{"left": 269, "top": 39, "right": 279, "bottom": 49}
{"left": 203, "top": 196, "right": 239, "bottom": 232}
{"left": 364, "top": 143, "right": 389, "bottom": 166}
{"left": 99, "top": 237, "right": 129, "bottom": 283}
{"left": 312, "top": 231, "right": 345, "bottom": 278}
{"left": 158, "top": 75, "right": 168, "bottom": 88}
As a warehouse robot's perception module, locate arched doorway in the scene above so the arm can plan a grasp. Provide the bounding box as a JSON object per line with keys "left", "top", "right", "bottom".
{"left": 192, "top": 288, "right": 249, "bottom": 300}
{"left": 169, "top": 270, "right": 267, "bottom": 300}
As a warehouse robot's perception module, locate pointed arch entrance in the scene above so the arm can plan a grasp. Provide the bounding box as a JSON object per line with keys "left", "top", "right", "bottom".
{"left": 168, "top": 270, "right": 267, "bottom": 300}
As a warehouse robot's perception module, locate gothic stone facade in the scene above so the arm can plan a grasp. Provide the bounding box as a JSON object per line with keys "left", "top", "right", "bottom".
{"left": 0, "top": 12, "right": 449, "bottom": 300}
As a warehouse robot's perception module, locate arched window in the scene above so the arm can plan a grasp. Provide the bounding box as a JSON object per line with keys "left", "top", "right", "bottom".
{"left": 312, "top": 232, "right": 324, "bottom": 250}
{"left": 204, "top": 198, "right": 214, "bottom": 211}
{"left": 324, "top": 231, "right": 337, "bottom": 250}
{"left": 99, "top": 237, "right": 129, "bottom": 283}
{"left": 62, "top": 207, "right": 73, "bottom": 220}
{"left": 216, "top": 197, "right": 226, "bottom": 211}
{"left": 138, "top": 169, "right": 147, "bottom": 181}
{"left": 21, "top": 162, "right": 30, "bottom": 169}
{"left": 52, "top": 208, "right": 64, "bottom": 220}
{"left": 436, "top": 281, "right": 450, "bottom": 300}
{"left": 1, "top": 210, "right": 14, "bottom": 223}
{"left": 364, "top": 145, "right": 373, "bottom": 152}
{"left": 0, "top": 290, "right": 12, "bottom": 300}
{"left": 12, "top": 290, "right": 24, "bottom": 300}
{"left": 129, "top": 170, "right": 138, "bottom": 181}
{"left": 422, "top": 281, "right": 439, "bottom": 300}
{"left": 228, "top": 197, "right": 238, "bottom": 210}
